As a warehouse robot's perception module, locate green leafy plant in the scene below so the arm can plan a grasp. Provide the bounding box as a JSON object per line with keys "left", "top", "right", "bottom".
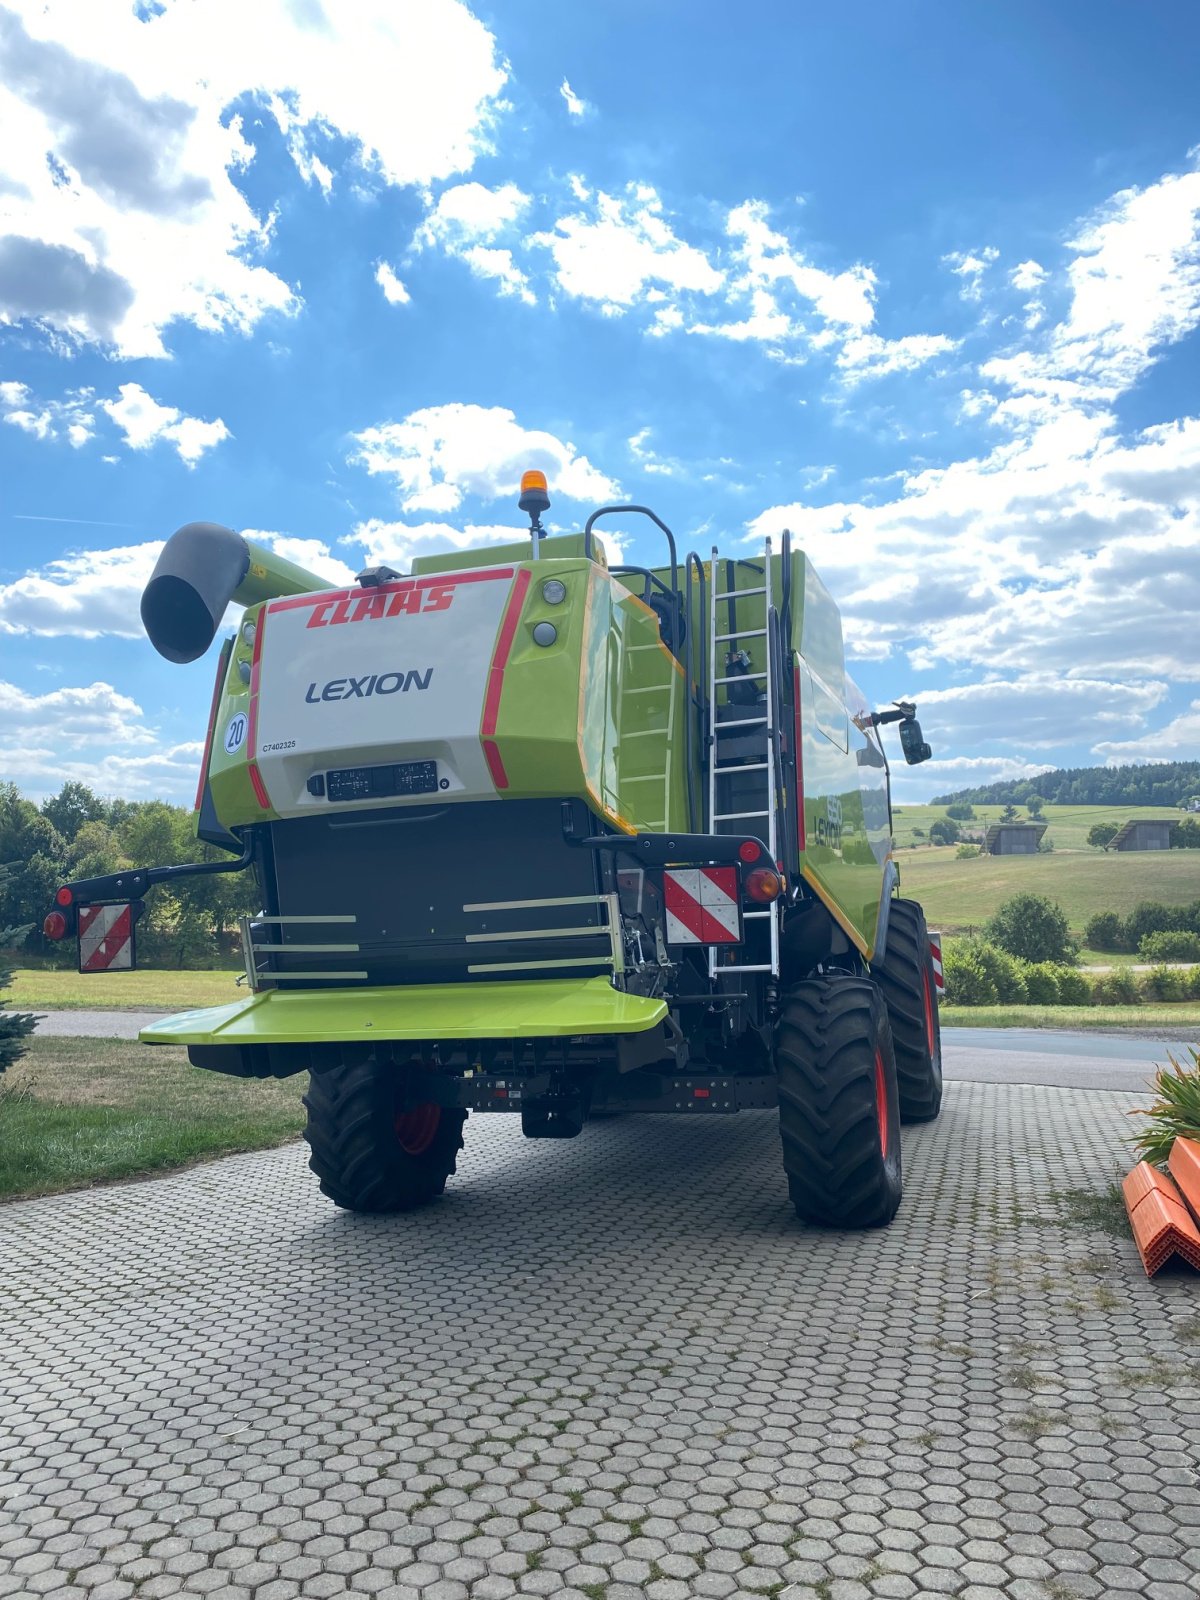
{"left": 1139, "top": 929, "right": 1200, "bottom": 963}
{"left": 1053, "top": 966, "right": 1091, "bottom": 1005}
{"left": 1091, "top": 969, "right": 1139, "bottom": 1006}
{"left": 985, "top": 892, "right": 1077, "bottom": 965}
{"left": 955, "top": 842, "right": 982, "bottom": 859}
{"left": 970, "top": 940, "right": 1028, "bottom": 1003}
{"left": 1023, "top": 963, "right": 1060, "bottom": 1005}
{"left": 1139, "top": 965, "right": 1189, "bottom": 1002}
{"left": 942, "top": 945, "right": 998, "bottom": 1005}
{"left": 1084, "top": 910, "right": 1127, "bottom": 951}
{"left": 1131, "top": 1048, "right": 1200, "bottom": 1166}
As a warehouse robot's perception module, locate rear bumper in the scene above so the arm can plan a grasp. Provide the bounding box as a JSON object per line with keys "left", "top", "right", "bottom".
{"left": 139, "top": 975, "right": 667, "bottom": 1048}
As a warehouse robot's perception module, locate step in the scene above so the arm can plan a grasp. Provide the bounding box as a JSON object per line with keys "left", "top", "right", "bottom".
{"left": 714, "top": 672, "right": 767, "bottom": 684}
{"left": 715, "top": 586, "right": 767, "bottom": 600}
{"left": 716, "top": 761, "right": 770, "bottom": 773}
{"left": 712, "top": 809, "right": 770, "bottom": 821}
{"left": 715, "top": 629, "right": 767, "bottom": 642}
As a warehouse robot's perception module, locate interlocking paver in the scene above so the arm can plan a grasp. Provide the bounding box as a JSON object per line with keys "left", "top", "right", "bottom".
{"left": 3, "top": 1084, "right": 1199, "bottom": 1598}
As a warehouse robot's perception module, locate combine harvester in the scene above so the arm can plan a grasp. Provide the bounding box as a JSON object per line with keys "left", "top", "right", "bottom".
{"left": 47, "top": 477, "right": 942, "bottom": 1227}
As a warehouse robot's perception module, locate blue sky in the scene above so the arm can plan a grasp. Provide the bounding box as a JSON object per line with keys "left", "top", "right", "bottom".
{"left": 1, "top": 0, "right": 1198, "bottom": 805}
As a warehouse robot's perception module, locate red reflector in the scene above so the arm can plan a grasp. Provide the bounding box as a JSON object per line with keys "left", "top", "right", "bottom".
{"left": 55, "top": 885, "right": 73, "bottom": 907}
{"left": 694, "top": 1087, "right": 710, "bottom": 1098}
{"left": 737, "top": 840, "right": 760, "bottom": 863}
{"left": 745, "top": 867, "right": 783, "bottom": 903}
{"left": 44, "top": 911, "right": 68, "bottom": 941}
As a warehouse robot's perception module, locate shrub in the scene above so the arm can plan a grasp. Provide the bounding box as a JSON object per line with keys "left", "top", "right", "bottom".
{"left": 1125, "top": 900, "right": 1188, "bottom": 949}
{"left": 1090, "top": 969, "right": 1139, "bottom": 1006}
{"left": 968, "top": 941, "right": 1028, "bottom": 1004}
{"left": 1138, "top": 929, "right": 1200, "bottom": 964}
{"left": 1139, "top": 965, "right": 1188, "bottom": 1002}
{"left": 1053, "top": 967, "right": 1091, "bottom": 1005}
{"left": 1023, "top": 963, "right": 1060, "bottom": 1005}
{"left": 985, "top": 892, "right": 1076, "bottom": 966}
{"left": 946, "top": 803, "right": 975, "bottom": 820}
{"left": 1171, "top": 818, "right": 1200, "bottom": 849}
{"left": 1188, "top": 967, "right": 1200, "bottom": 1000}
{"left": 1086, "top": 821, "right": 1119, "bottom": 848}
{"left": 928, "top": 818, "right": 961, "bottom": 846}
{"left": 1131, "top": 1047, "right": 1200, "bottom": 1166}
{"left": 1037, "top": 836, "right": 1054, "bottom": 853}
{"left": 1084, "top": 910, "right": 1127, "bottom": 952}
{"left": 942, "top": 946, "right": 998, "bottom": 1006}
{"left": 956, "top": 843, "right": 981, "bottom": 859}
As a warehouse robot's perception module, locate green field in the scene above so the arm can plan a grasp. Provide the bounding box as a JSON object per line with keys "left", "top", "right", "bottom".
{"left": 897, "top": 842, "right": 1200, "bottom": 937}
{"left": 7, "top": 966, "right": 242, "bottom": 1012}
{"left": 0, "top": 1036, "right": 305, "bottom": 1202}
{"left": 941, "top": 1004, "right": 1200, "bottom": 1034}
{"left": 891, "top": 800, "right": 1185, "bottom": 851}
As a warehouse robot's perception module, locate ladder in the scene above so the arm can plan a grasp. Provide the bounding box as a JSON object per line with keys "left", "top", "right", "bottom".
{"left": 707, "top": 541, "right": 782, "bottom": 978}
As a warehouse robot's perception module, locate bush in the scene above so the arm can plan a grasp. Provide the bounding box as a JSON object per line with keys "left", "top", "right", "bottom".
{"left": 1090, "top": 969, "right": 1139, "bottom": 1006}
{"left": 1139, "top": 965, "right": 1188, "bottom": 1002}
{"left": 1087, "top": 821, "right": 1119, "bottom": 848}
{"left": 1171, "top": 818, "right": 1200, "bottom": 849}
{"left": 1188, "top": 967, "right": 1200, "bottom": 1000}
{"left": 969, "top": 941, "right": 1028, "bottom": 1004}
{"left": 928, "top": 818, "right": 961, "bottom": 846}
{"left": 1053, "top": 967, "right": 1091, "bottom": 1005}
{"left": 946, "top": 803, "right": 975, "bottom": 820}
{"left": 1131, "top": 1047, "right": 1200, "bottom": 1165}
{"left": 942, "top": 946, "right": 998, "bottom": 1006}
{"left": 985, "top": 892, "right": 1076, "bottom": 965}
{"left": 1037, "top": 836, "right": 1054, "bottom": 852}
{"left": 1125, "top": 900, "right": 1188, "bottom": 949}
{"left": 1139, "top": 929, "right": 1200, "bottom": 964}
{"left": 956, "top": 843, "right": 981, "bottom": 859}
{"left": 1023, "top": 963, "right": 1060, "bottom": 1005}
{"left": 1084, "top": 910, "right": 1127, "bottom": 952}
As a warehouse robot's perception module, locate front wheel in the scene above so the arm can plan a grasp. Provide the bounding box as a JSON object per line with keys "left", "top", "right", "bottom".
{"left": 775, "top": 976, "right": 902, "bottom": 1228}
{"left": 303, "top": 1055, "right": 466, "bottom": 1213}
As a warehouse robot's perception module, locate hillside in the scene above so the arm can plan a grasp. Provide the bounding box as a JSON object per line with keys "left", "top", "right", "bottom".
{"left": 931, "top": 760, "right": 1200, "bottom": 808}
{"left": 897, "top": 844, "right": 1200, "bottom": 937}
{"left": 891, "top": 801, "right": 1182, "bottom": 851}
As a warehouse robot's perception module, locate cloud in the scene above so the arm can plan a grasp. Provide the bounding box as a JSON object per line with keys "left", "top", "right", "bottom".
{"left": 530, "top": 183, "right": 723, "bottom": 312}
{"left": 350, "top": 403, "right": 620, "bottom": 513}
{"left": 0, "top": 379, "right": 95, "bottom": 446}
{"left": 943, "top": 245, "right": 999, "bottom": 302}
{"left": 911, "top": 674, "right": 1168, "bottom": 750}
{"left": 889, "top": 754, "right": 1056, "bottom": 803}
{"left": 1093, "top": 700, "right": 1200, "bottom": 763}
{"left": 559, "top": 79, "right": 589, "bottom": 118}
{"left": 374, "top": 261, "right": 410, "bottom": 305}
{"left": 100, "top": 383, "right": 230, "bottom": 465}
{"left": 0, "top": 0, "right": 507, "bottom": 355}
{"left": 0, "top": 677, "right": 156, "bottom": 749}
{"left": 836, "top": 332, "right": 958, "bottom": 382}
{"left": 749, "top": 154, "right": 1200, "bottom": 689}
{"left": 0, "top": 530, "right": 351, "bottom": 640}
{"left": 414, "top": 181, "right": 535, "bottom": 302}
{"left": 348, "top": 518, "right": 523, "bottom": 570}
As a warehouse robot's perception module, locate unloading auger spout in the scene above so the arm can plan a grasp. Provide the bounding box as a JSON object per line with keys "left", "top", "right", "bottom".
{"left": 140, "top": 521, "right": 327, "bottom": 663}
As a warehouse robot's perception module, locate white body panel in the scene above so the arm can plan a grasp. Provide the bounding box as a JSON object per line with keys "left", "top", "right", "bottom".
{"left": 253, "top": 570, "right": 514, "bottom": 818}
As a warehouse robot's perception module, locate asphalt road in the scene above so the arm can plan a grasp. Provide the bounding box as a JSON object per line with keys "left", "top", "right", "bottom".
{"left": 8, "top": 1009, "right": 1192, "bottom": 1091}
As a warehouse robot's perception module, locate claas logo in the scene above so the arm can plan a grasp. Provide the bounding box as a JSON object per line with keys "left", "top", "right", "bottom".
{"left": 306, "top": 585, "right": 455, "bottom": 629}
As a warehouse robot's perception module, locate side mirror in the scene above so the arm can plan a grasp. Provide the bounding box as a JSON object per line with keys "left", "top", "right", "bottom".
{"left": 899, "top": 718, "right": 932, "bottom": 765}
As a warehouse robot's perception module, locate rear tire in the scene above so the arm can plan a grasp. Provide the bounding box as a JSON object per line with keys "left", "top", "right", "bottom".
{"left": 303, "top": 1056, "right": 466, "bottom": 1213}
{"left": 872, "top": 897, "right": 943, "bottom": 1123}
{"left": 775, "top": 976, "right": 903, "bottom": 1229}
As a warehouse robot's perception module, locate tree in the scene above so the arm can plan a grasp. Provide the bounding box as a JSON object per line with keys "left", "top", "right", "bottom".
{"left": 984, "top": 892, "right": 1076, "bottom": 965}
{"left": 0, "top": 863, "right": 37, "bottom": 1074}
{"left": 1084, "top": 910, "right": 1126, "bottom": 952}
{"left": 1000, "top": 803, "right": 1020, "bottom": 823}
{"left": 40, "top": 781, "right": 107, "bottom": 844}
{"left": 928, "top": 818, "right": 961, "bottom": 846}
{"left": 945, "top": 803, "right": 975, "bottom": 821}
{"left": 1086, "top": 821, "right": 1119, "bottom": 848}
{"left": 1025, "top": 793, "right": 1045, "bottom": 818}
{"left": 1171, "top": 818, "right": 1200, "bottom": 849}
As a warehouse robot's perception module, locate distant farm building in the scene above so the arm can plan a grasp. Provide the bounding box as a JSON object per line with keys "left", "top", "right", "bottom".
{"left": 983, "top": 822, "right": 1048, "bottom": 856}
{"left": 1108, "top": 819, "right": 1174, "bottom": 852}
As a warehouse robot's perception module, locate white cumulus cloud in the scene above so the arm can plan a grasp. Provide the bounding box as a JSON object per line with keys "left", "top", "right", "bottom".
{"left": 350, "top": 403, "right": 620, "bottom": 514}
{"left": 100, "top": 383, "right": 229, "bottom": 466}
{"left": 559, "top": 79, "right": 589, "bottom": 118}
{"left": 0, "top": 0, "right": 508, "bottom": 356}
{"left": 374, "top": 262, "right": 410, "bottom": 305}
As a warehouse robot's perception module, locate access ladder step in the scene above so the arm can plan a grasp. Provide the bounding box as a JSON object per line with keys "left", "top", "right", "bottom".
{"left": 715, "top": 629, "right": 767, "bottom": 642}
{"left": 712, "top": 809, "right": 770, "bottom": 821}
{"left": 714, "top": 672, "right": 767, "bottom": 684}
{"left": 715, "top": 586, "right": 767, "bottom": 600}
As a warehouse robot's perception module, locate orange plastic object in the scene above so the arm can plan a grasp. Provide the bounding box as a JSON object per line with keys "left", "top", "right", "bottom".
{"left": 1122, "top": 1162, "right": 1200, "bottom": 1276}
{"left": 1167, "top": 1136, "right": 1200, "bottom": 1224}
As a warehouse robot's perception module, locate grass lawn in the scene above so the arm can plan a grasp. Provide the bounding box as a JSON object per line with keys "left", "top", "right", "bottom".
{"left": 898, "top": 845, "right": 1200, "bottom": 937}
{"left": 5, "top": 966, "right": 243, "bottom": 1012}
{"left": 941, "top": 1004, "right": 1200, "bottom": 1034}
{"left": 0, "top": 1036, "right": 305, "bottom": 1202}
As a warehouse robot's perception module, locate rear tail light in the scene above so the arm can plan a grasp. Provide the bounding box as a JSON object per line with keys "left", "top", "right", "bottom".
{"left": 55, "top": 885, "right": 73, "bottom": 907}
{"left": 745, "top": 868, "right": 783, "bottom": 903}
{"left": 737, "top": 839, "right": 761, "bottom": 863}
{"left": 44, "top": 911, "right": 68, "bottom": 941}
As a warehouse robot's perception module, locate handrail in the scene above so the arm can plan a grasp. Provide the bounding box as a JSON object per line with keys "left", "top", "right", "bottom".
{"left": 583, "top": 504, "right": 679, "bottom": 596}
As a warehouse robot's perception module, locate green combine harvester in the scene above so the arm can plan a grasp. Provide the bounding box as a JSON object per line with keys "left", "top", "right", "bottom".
{"left": 46, "top": 474, "right": 942, "bottom": 1227}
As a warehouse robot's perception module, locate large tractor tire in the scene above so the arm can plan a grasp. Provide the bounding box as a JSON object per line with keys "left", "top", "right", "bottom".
{"left": 775, "top": 976, "right": 903, "bottom": 1229}
{"left": 871, "top": 897, "right": 943, "bottom": 1123}
{"left": 303, "top": 1056, "right": 466, "bottom": 1213}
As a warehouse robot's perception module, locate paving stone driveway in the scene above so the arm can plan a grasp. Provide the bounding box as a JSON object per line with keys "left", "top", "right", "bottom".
{"left": 2, "top": 1084, "right": 1199, "bottom": 1600}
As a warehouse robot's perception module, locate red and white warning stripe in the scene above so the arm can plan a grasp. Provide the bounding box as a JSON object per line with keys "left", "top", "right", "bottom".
{"left": 663, "top": 867, "right": 742, "bottom": 946}
{"left": 78, "top": 904, "right": 135, "bottom": 972}
{"left": 928, "top": 930, "right": 944, "bottom": 996}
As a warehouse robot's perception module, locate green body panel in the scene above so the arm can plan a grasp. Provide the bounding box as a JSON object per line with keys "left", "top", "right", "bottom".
{"left": 139, "top": 976, "right": 667, "bottom": 1046}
